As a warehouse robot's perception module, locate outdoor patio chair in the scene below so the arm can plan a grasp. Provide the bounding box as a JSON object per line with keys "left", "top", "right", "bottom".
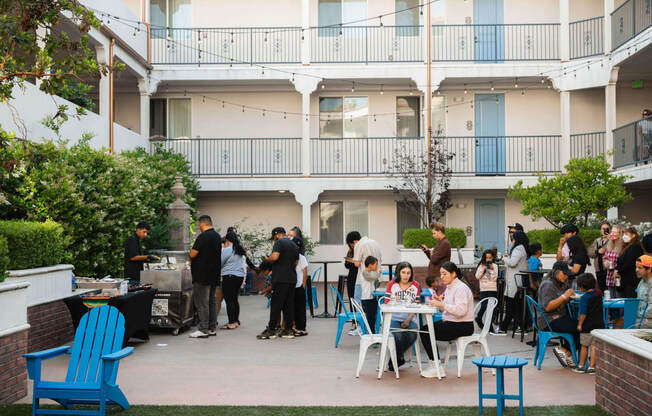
{"left": 330, "top": 284, "right": 364, "bottom": 348}
{"left": 525, "top": 296, "right": 578, "bottom": 370}
{"left": 306, "top": 266, "right": 321, "bottom": 309}
{"left": 443, "top": 297, "right": 497, "bottom": 378}
{"left": 24, "top": 305, "right": 133, "bottom": 416}
{"left": 351, "top": 299, "right": 399, "bottom": 378}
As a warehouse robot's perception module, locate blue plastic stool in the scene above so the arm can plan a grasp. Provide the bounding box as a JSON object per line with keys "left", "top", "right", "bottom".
{"left": 472, "top": 355, "right": 527, "bottom": 416}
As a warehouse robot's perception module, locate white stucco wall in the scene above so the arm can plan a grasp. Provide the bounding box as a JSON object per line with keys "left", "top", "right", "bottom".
{"left": 115, "top": 92, "right": 141, "bottom": 133}
{"left": 616, "top": 84, "right": 652, "bottom": 126}
{"left": 569, "top": 0, "right": 605, "bottom": 21}
{"left": 570, "top": 88, "right": 605, "bottom": 133}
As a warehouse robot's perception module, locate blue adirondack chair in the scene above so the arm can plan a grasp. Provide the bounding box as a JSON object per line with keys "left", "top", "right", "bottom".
{"left": 24, "top": 305, "right": 134, "bottom": 416}
{"left": 525, "top": 296, "right": 578, "bottom": 370}
{"left": 329, "top": 284, "right": 364, "bottom": 348}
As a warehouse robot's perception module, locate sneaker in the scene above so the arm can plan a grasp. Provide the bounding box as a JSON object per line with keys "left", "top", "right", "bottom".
{"left": 586, "top": 367, "right": 596, "bottom": 374}
{"left": 256, "top": 328, "right": 277, "bottom": 340}
{"left": 516, "top": 327, "right": 529, "bottom": 335}
{"left": 421, "top": 362, "right": 446, "bottom": 378}
{"left": 280, "top": 329, "right": 295, "bottom": 339}
{"left": 348, "top": 328, "right": 362, "bottom": 336}
{"left": 565, "top": 355, "right": 577, "bottom": 369}
{"left": 490, "top": 328, "right": 507, "bottom": 336}
{"left": 189, "top": 330, "right": 208, "bottom": 338}
{"left": 572, "top": 366, "right": 586, "bottom": 373}
{"left": 553, "top": 347, "right": 569, "bottom": 367}
{"left": 208, "top": 330, "right": 217, "bottom": 336}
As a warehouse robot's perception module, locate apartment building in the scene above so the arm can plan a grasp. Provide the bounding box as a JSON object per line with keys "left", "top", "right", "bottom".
{"left": 1, "top": 0, "right": 651, "bottom": 277}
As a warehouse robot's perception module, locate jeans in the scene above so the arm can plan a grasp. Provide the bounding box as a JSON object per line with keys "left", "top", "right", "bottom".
{"left": 420, "top": 320, "right": 474, "bottom": 361}
{"left": 361, "top": 299, "right": 377, "bottom": 334}
{"left": 390, "top": 320, "right": 418, "bottom": 359}
{"left": 193, "top": 283, "right": 217, "bottom": 333}
{"left": 268, "top": 282, "right": 295, "bottom": 330}
{"left": 548, "top": 314, "right": 580, "bottom": 352}
{"left": 476, "top": 291, "right": 498, "bottom": 327}
{"left": 294, "top": 286, "right": 307, "bottom": 331}
{"left": 221, "top": 275, "right": 243, "bottom": 325}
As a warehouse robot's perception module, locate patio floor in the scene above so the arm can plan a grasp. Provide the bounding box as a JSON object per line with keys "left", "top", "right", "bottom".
{"left": 22, "top": 288, "right": 596, "bottom": 407}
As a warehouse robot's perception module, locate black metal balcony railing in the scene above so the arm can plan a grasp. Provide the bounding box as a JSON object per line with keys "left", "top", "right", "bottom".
{"left": 570, "top": 16, "right": 604, "bottom": 59}
{"left": 611, "top": 0, "right": 652, "bottom": 50}
{"left": 310, "top": 26, "right": 423, "bottom": 63}
{"left": 431, "top": 24, "right": 559, "bottom": 61}
{"left": 613, "top": 119, "right": 652, "bottom": 168}
{"left": 310, "top": 136, "right": 424, "bottom": 175}
{"left": 570, "top": 131, "right": 606, "bottom": 159}
{"left": 440, "top": 136, "right": 561, "bottom": 174}
{"left": 150, "top": 27, "right": 301, "bottom": 64}
{"left": 151, "top": 138, "right": 302, "bottom": 176}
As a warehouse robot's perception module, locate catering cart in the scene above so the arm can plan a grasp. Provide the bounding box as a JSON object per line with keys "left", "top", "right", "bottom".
{"left": 141, "top": 251, "right": 193, "bottom": 335}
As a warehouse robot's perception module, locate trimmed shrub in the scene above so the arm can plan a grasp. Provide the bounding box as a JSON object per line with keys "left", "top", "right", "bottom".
{"left": 0, "top": 220, "right": 68, "bottom": 270}
{"left": 403, "top": 228, "right": 467, "bottom": 249}
{"left": 526, "top": 228, "right": 602, "bottom": 254}
{"left": 0, "top": 236, "right": 8, "bottom": 282}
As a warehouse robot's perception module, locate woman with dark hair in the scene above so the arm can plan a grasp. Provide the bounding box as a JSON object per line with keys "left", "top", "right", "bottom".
{"left": 537, "top": 261, "right": 579, "bottom": 368}
{"left": 616, "top": 227, "right": 645, "bottom": 298}
{"left": 475, "top": 249, "right": 502, "bottom": 335}
{"left": 291, "top": 235, "right": 309, "bottom": 336}
{"left": 420, "top": 262, "right": 474, "bottom": 378}
{"left": 384, "top": 262, "right": 420, "bottom": 369}
{"left": 344, "top": 231, "right": 361, "bottom": 334}
{"left": 566, "top": 235, "right": 590, "bottom": 277}
{"left": 220, "top": 231, "right": 247, "bottom": 329}
{"left": 500, "top": 230, "right": 530, "bottom": 333}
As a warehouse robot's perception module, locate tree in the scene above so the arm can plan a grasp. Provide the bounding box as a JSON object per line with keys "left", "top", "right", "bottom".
{"left": 0, "top": 0, "right": 113, "bottom": 113}
{"left": 387, "top": 136, "right": 454, "bottom": 227}
{"left": 508, "top": 155, "right": 633, "bottom": 228}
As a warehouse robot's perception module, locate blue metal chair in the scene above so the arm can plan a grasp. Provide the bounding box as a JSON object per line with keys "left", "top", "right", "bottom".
{"left": 306, "top": 267, "right": 321, "bottom": 309}
{"left": 330, "top": 284, "right": 364, "bottom": 348}
{"left": 24, "top": 305, "right": 133, "bottom": 416}
{"left": 525, "top": 295, "right": 578, "bottom": 370}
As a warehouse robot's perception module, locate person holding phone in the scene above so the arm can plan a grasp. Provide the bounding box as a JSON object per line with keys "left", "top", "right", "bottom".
{"left": 475, "top": 249, "right": 503, "bottom": 335}
{"left": 420, "top": 222, "right": 451, "bottom": 295}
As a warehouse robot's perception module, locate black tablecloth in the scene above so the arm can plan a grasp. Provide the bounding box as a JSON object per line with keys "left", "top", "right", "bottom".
{"left": 64, "top": 289, "right": 156, "bottom": 347}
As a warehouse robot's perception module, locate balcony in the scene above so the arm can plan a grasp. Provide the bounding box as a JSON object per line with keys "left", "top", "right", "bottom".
{"left": 613, "top": 119, "right": 652, "bottom": 169}
{"left": 569, "top": 17, "right": 604, "bottom": 59}
{"left": 611, "top": 0, "right": 652, "bottom": 50}
{"left": 570, "top": 132, "right": 606, "bottom": 159}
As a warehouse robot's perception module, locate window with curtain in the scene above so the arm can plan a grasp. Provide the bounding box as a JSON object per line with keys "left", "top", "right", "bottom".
{"left": 396, "top": 201, "right": 421, "bottom": 244}
{"left": 319, "top": 97, "right": 368, "bottom": 138}
{"left": 150, "top": 99, "right": 167, "bottom": 138}
{"left": 431, "top": 96, "right": 446, "bottom": 136}
{"left": 396, "top": 96, "right": 420, "bottom": 137}
{"left": 318, "top": 0, "right": 367, "bottom": 36}
{"left": 150, "top": 0, "right": 192, "bottom": 39}
{"left": 319, "top": 201, "right": 344, "bottom": 245}
{"left": 168, "top": 98, "right": 191, "bottom": 139}
{"left": 150, "top": 0, "right": 166, "bottom": 39}
{"left": 396, "top": 0, "right": 419, "bottom": 36}
{"left": 345, "top": 200, "right": 368, "bottom": 238}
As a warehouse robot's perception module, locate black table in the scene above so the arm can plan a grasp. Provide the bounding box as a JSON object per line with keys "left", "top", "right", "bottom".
{"left": 64, "top": 288, "right": 156, "bottom": 347}
{"left": 310, "top": 260, "right": 341, "bottom": 318}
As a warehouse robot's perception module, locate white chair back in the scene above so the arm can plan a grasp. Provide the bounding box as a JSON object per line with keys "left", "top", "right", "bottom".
{"left": 473, "top": 297, "right": 498, "bottom": 337}
{"left": 351, "top": 299, "right": 372, "bottom": 336}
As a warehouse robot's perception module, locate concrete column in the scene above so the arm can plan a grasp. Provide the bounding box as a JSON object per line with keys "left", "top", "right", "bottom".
{"left": 292, "top": 188, "right": 322, "bottom": 238}
{"left": 301, "top": 203, "right": 311, "bottom": 238}
{"left": 95, "top": 44, "right": 111, "bottom": 141}
{"left": 605, "top": 67, "right": 619, "bottom": 167}
{"left": 138, "top": 77, "right": 159, "bottom": 138}
{"left": 559, "top": 0, "right": 570, "bottom": 61}
{"left": 604, "top": 0, "right": 614, "bottom": 53}
{"left": 301, "top": 92, "right": 311, "bottom": 176}
{"left": 301, "top": 0, "right": 310, "bottom": 65}
{"left": 560, "top": 90, "right": 571, "bottom": 170}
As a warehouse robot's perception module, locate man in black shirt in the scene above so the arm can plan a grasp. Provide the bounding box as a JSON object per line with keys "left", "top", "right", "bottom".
{"left": 123, "top": 222, "right": 158, "bottom": 284}
{"left": 257, "top": 227, "right": 299, "bottom": 340}
{"left": 188, "top": 215, "right": 222, "bottom": 338}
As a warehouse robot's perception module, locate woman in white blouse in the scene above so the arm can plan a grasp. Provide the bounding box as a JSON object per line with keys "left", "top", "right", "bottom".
{"left": 499, "top": 231, "right": 530, "bottom": 333}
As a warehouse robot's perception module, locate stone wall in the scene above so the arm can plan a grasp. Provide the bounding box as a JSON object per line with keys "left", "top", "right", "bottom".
{"left": 27, "top": 300, "right": 74, "bottom": 353}
{"left": 0, "top": 328, "right": 28, "bottom": 403}
{"left": 594, "top": 337, "right": 651, "bottom": 416}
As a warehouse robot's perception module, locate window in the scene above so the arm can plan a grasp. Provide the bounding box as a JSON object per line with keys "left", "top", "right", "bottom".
{"left": 396, "top": 96, "right": 420, "bottom": 137}
{"left": 318, "top": 0, "right": 367, "bottom": 36}
{"left": 319, "top": 200, "right": 369, "bottom": 244}
{"left": 149, "top": 98, "right": 191, "bottom": 138}
{"left": 396, "top": 0, "right": 419, "bottom": 36}
{"left": 396, "top": 201, "right": 421, "bottom": 244}
{"left": 150, "top": 0, "right": 191, "bottom": 39}
{"left": 432, "top": 96, "right": 446, "bottom": 136}
{"left": 319, "top": 97, "right": 368, "bottom": 138}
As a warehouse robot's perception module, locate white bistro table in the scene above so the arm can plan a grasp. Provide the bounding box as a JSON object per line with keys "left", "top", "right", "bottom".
{"left": 378, "top": 303, "right": 443, "bottom": 379}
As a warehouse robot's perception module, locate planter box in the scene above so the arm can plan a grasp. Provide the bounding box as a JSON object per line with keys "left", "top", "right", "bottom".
{"left": 6, "top": 264, "right": 74, "bottom": 307}
{"left": 399, "top": 247, "right": 475, "bottom": 267}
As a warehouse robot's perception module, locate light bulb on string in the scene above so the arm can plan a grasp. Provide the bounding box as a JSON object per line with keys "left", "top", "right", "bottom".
{"left": 291, "top": 73, "right": 295, "bottom": 82}
{"left": 380, "top": 85, "right": 384, "bottom": 95}
{"left": 541, "top": 77, "right": 545, "bottom": 83}
{"left": 339, "top": 25, "right": 343, "bottom": 36}
{"left": 464, "top": 84, "right": 468, "bottom": 94}
{"left": 197, "top": 31, "right": 202, "bottom": 44}
{"left": 230, "top": 32, "right": 234, "bottom": 43}
{"left": 284, "top": 112, "right": 287, "bottom": 119}
{"left": 379, "top": 16, "right": 383, "bottom": 27}
{"left": 521, "top": 89, "right": 525, "bottom": 96}
{"left": 262, "top": 110, "right": 265, "bottom": 117}
{"left": 222, "top": 101, "right": 225, "bottom": 108}
{"left": 301, "top": 29, "right": 304, "bottom": 41}
{"left": 351, "top": 82, "right": 355, "bottom": 93}
{"left": 437, "top": 90, "right": 441, "bottom": 95}
{"left": 242, "top": 106, "right": 245, "bottom": 113}
{"left": 264, "top": 32, "right": 268, "bottom": 42}
{"left": 514, "top": 78, "right": 518, "bottom": 88}
{"left": 183, "top": 89, "right": 187, "bottom": 97}
{"left": 490, "top": 83, "right": 495, "bottom": 91}
{"left": 202, "top": 95, "right": 206, "bottom": 103}
{"left": 321, "top": 83, "right": 325, "bottom": 89}
{"left": 420, "top": 7, "right": 423, "bottom": 15}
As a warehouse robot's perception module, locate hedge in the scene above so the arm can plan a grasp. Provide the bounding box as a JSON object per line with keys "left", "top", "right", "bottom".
{"left": 0, "top": 220, "right": 68, "bottom": 271}
{"left": 0, "top": 236, "right": 8, "bottom": 282}
{"left": 403, "top": 228, "right": 467, "bottom": 249}
{"left": 526, "top": 228, "right": 602, "bottom": 254}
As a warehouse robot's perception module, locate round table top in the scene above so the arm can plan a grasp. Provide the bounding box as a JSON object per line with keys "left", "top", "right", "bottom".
{"left": 309, "top": 260, "right": 342, "bottom": 264}
{"left": 472, "top": 355, "right": 527, "bottom": 368}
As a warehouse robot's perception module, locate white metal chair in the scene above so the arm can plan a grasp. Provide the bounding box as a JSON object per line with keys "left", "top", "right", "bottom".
{"left": 351, "top": 299, "right": 399, "bottom": 378}
{"left": 443, "top": 297, "right": 497, "bottom": 378}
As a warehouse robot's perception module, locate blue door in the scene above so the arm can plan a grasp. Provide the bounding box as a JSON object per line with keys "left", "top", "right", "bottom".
{"left": 474, "top": 0, "right": 504, "bottom": 62}
{"left": 474, "top": 199, "right": 506, "bottom": 253}
{"left": 475, "top": 93, "right": 505, "bottom": 175}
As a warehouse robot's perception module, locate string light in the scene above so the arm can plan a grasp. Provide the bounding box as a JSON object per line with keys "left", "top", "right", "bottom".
{"left": 490, "top": 83, "right": 495, "bottom": 91}
{"left": 242, "top": 106, "right": 245, "bottom": 112}
{"left": 202, "top": 95, "right": 205, "bottom": 103}
{"left": 321, "top": 83, "right": 325, "bottom": 89}
{"left": 521, "top": 89, "right": 525, "bottom": 96}
{"left": 379, "top": 16, "right": 383, "bottom": 27}
{"left": 514, "top": 78, "right": 518, "bottom": 88}
{"left": 351, "top": 82, "right": 355, "bottom": 93}
{"left": 463, "top": 84, "right": 467, "bottom": 94}
{"left": 380, "top": 84, "right": 384, "bottom": 95}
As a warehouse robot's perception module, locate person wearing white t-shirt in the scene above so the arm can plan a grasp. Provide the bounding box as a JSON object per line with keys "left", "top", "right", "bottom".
{"left": 346, "top": 235, "right": 382, "bottom": 334}
{"left": 292, "top": 237, "right": 309, "bottom": 336}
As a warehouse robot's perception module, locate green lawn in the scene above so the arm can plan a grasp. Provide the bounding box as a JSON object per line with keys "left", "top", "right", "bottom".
{"left": 0, "top": 405, "right": 608, "bottom": 416}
